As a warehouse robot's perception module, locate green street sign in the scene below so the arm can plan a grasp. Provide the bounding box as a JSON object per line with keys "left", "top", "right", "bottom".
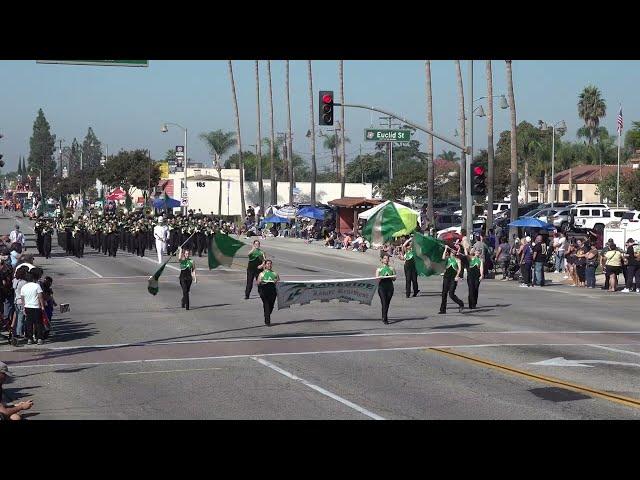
{"left": 364, "top": 128, "right": 412, "bottom": 142}
{"left": 36, "top": 60, "right": 148, "bottom": 67}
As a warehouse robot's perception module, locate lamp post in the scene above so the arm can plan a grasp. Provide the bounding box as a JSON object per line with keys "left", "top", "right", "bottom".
{"left": 539, "top": 120, "right": 566, "bottom": 209}
{"left": 162, "top": 122, "right": 188, "bottom": 215}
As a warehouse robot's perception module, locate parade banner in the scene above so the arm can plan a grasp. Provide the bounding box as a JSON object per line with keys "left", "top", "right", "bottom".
{"left": 276, "top": 277, "right": 378, "bottom": 310}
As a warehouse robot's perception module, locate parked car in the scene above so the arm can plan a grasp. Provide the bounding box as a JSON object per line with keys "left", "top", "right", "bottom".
{"left": 548, "top": 207, "right": 573, "bottom": 232}
{"left": 569, "top": 203, "right": 611, "bottom": 232}
{"left": 531, "top": 208, "right": 558, "bottom": 224}
{"left": 621, "top": 210, "right": 640, "bottom": 227}
{"left": 434, "top": 213, "right": 462, "bottom": 231}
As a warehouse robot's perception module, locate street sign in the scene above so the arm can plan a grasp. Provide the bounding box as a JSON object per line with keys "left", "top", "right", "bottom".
{"left": 36, "top": 60, "right": 148, "bottom": 67}
{"left": 364, "top": 128, "right": 412, "bottom": 142}
{"left": 175, "top": 146, "right": 185, "bottom": 157}
{"left": 181, "top": 187, "right": 188, "bottom": 207}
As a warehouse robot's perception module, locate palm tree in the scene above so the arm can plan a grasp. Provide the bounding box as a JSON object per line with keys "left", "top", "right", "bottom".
{"left": 307, "top": 60, "right": 317, "bottom": 206}
{"left": 267, "top": 61, "right": 276, "bottom": 205}
{"left": 425, "top": 60, "right": 434, "bottom": 225}
{"left": 322, "top": 133, "right": 350, "bottom": 179}
{"left": 228, "top": 60, "right": 246, "bottom": 218}
{"left": 454, "top": 60, "right": 467, "bottom": 227}
{"left": 578, "top": 85, "right": 607, "bottom": 146}
{"left": 198, "top": 129, "right": 236, "bottom": 216}
{"left": 486, "top": 60, "right": 495, "bottom": 235}
{"left": 255, "top": 60, "right": 264, "bottom": 217}
{"left": 506, "top": 60, "right": 518, "bottom": 235}
{"left": 339, "top": 60, "right": 346, "bottom": 198}
{"left": 285, "top": 60, "right": 294, "bottom": 205}
{"left": 440, "top": 150, "right": 460, "bottom": 162}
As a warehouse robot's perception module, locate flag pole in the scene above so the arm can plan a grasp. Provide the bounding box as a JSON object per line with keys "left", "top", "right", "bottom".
{"left": 617, "top": 104, "right": 622, "bottom": 208}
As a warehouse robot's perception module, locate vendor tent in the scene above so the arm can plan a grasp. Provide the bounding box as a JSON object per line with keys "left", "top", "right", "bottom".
{"left": 358, "top": 200, "right": 421, "bottom": 236}
{"left": 153, "top": 196, "right": 181, "bottom": 209}
{"left": 297, "top": 206, "right": 327, "bottom": 220}
{"left": 260, "top": 215, "right": 290, "bottom": 226}
{"left": 106, "top": 187, "right": 126, "bottom": 201}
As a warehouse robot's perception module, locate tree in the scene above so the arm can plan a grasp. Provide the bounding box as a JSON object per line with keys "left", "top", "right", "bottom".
{"left": 624, "top": 121, "right": 640, "bottom": 156}
{"left": 486, "top": 60, "right": 495, "bottom": 234}
{"left": 228, "top": 60, "right": 246, "bottom": 218}
{"left": 69, "top": 138, "right": 81, "bottom": 172}
{"left": 577, "top": 85, "right": 607, "bottom": 146}
{"left": 267, "top": 60, "right": 277, "bottom": 205}
{"left": 97, "top": 149, "right": 161, "bottom": 196}
{"left": 307, "top": 60, "right": 317, "bottom": 205}
{"left": 506, "top": 60, "right": 518, "bottom": 237}
{"left": 425, "top": 60, "right": 435, "bottom": 224}
{"left": 27, "top": 108, "right": 56, "bottom": 193}
{"left": 339, "top": 60, "right": 346, "bottom": 198}
{"left": 322, "top": 133, "right": 350, "bottom": 180}
{"left": 199, "top": 129, "right": 236, "bottom": 216}
{"left": 255, "top": 60, "right": 264, "bottom": 215}
{"left": 454, "top": 60, "right": 467, "bottom": 227}
{"left": 164, "top": 149, "right": 177, "bottom": 163}
{"left": 439, "top": 150, "right": 460, "bottom": 162}
{"left": 81, "top": 127, "right": 103, "bottom": 169}
{"left": 598, "top": 170, "right": 640, "bottom": 210}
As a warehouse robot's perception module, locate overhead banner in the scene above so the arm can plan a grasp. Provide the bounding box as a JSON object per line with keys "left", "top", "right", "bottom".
{"left": 276, "top": 278, "right": 378, "bottom": 310}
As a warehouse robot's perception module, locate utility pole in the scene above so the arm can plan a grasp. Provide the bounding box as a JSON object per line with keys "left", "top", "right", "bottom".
{"left": 360, "top": 144, "right": 363, "bottom": 183}
{"left": 379, "top": 116, "right": 402, "bottom": 182}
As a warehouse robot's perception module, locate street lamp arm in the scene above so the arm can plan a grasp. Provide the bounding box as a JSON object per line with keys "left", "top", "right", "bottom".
{"left": 334, "top": 102, "right": 468, "bottom": 152}
{"left": 163, "top": 121, "right": 187, "bottom": 132}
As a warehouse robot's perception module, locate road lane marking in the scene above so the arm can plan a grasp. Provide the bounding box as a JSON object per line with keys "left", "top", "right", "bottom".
{"left": 66, "top": 258, "right": 104, "bottom": 278}
{"left": 118, "top": 367, "right": 223, "bottom": 375}
{"left": 429, "top": 347, "right": 640, "bottom": 411}
{"left": 530, "top": 357, "right": 640, "bottom": 368}
{"left": 251, "top": 356, "right": 385, "bottom": 420}
{"left": 588, "top": 344, "right": 640, "bottom": 357}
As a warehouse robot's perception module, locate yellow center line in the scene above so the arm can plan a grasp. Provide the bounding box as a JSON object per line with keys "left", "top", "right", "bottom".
{"left": 428, "top": 347, "right": 640, "bottom": 411}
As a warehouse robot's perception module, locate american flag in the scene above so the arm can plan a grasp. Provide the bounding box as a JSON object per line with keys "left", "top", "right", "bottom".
{"left": 617, "top": 106, "right": 623, "bottom": 135}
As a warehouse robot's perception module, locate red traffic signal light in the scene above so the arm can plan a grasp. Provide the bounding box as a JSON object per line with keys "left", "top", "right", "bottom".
{"left": 319, "top": 90, "right": 334, "bottom": 126}
{"left": 471, "top": 162, "right": 486, "bottom": 197}
{"left": 473, "top": 166, "right": 485, "bottom": 176}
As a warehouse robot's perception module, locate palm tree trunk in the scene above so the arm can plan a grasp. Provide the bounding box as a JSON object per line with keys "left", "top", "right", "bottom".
{"left": 425, "top": 60, "right": 435, "bottom": 227}
{"left": 524, "top": 158, "right": 529, "bottom": 203}
{"left": 506, "top": 60, "right": 518, "bottom": 238}
{"left": 266, "top": 61, "right": 276, "bottom": 205}
{"left": 486, "top": 60, "right": 495, "bottom": 235}
{"left": 286, "top": 60, "right": 294, "bottom": 205}
{"left": 255, "top": 60, "right": 264, "bottom": 218}
{"left": 455, "top": 60, "right": 467, "bottom": 228}
{"left": 339, "top": 60, "right": 346, "bottom": 198}
{"left": 228, "top": 61, "right": 246, "bottom": 218}
{"left": 307, "top": 60, "right": 317, "bottom": 206}
{"left": 217, "top": 153, "right": 222, "bottom": 217}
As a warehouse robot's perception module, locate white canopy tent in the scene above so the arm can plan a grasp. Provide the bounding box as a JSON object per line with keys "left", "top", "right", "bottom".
{"left": 357, "top": 200, "right": 422, "bottom": 226}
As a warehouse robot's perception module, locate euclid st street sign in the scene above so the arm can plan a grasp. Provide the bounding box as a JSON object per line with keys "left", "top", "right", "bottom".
{"left": 364, "top": 129, "right": 411, "bottom": 142}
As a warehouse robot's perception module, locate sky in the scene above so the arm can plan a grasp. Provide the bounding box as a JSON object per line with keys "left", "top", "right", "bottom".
{"left": 0, "top": 60, "right": 637, "bottom": 173}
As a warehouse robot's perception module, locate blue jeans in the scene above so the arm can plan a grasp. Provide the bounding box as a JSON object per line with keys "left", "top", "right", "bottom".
{"left": 555, "top": 251, "right": 565, "bottom": 272}
{"left": 585, "top": 265, "right": 597, "bottom": 288}
{"left": 15, "top": 304, "right": 25, "bottom": 337}
{"left": 534, "top": 262, "right": 545, "bottom": 286}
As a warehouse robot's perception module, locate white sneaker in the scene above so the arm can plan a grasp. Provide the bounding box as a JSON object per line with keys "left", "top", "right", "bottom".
{"left": 519, "top": 284, "right": 528, "bottom": 288}
{"left": 554, "top": 270, "right": 559, "bottom": 274}
{"left": 562, "top": 276, "right": 569, "bottom": 279}
{"left": 622, "top": 288, "right": 630, "bottom": 293}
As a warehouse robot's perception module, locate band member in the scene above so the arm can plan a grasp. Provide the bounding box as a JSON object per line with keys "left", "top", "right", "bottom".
{"left": 179, "top": 248, "right": 197, "bottom": 310}
{"left": 154, "top": 217, "right": 169, "bottom": 264}
{"left": 402, "top": 239, "right": 419, "bottom": 298}
{"left": 439, "top": 245, "right": 464, "bottom": 314}
{"left": 467, "top": 248, "right": 484, "bottom": 309}
{"left": 42, "top": 222, "right": 52, "bottom": 259}
{"left": 245, "top": 240, "right": 265, "bottom": 299}
{"left": 257, "top": 259, "right": 279, "bottom": 326}
{"left": 376, "top": 254, "right": 396, "bottom": 324}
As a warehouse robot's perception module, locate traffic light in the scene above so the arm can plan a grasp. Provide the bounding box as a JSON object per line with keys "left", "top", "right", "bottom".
{"left": 471, "top": 162, "right": 486, "bottom": 196}
{"left": 319, "top": 90, "right": 334, "bottom": 126}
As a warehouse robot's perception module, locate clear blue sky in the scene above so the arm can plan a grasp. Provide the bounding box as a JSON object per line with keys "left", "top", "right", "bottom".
{"left": 0, "top": 60, "right": 637, "bottom": 172}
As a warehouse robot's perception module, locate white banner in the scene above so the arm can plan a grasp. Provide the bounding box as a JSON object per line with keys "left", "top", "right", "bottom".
{"left": 276, "top": 277, "right": 378, "bottom": 310}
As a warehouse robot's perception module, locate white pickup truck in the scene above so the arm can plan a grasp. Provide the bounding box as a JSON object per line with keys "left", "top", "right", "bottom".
{"left": 570, "top": 204, "right": 628, "bottom": 232}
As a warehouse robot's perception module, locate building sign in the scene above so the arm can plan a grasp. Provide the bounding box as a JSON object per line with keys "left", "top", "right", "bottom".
{"left": 276, "top": 278, "right": 379, "bottom": 310}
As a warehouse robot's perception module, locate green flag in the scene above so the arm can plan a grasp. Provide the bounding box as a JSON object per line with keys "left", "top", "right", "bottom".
{"left": 413, "top": 231, "right": 446, "bottom": 277}
{"left": 362, "top": 202, "right": 406, "bottom": 246}
{"left": 148, "top": 258, "right": 171, "bottom": 295}
{"left": 208, "top": 232, "right": 246, "bottom": 269}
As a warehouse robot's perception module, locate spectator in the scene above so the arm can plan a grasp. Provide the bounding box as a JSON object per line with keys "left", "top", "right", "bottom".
{"left": 553, "top": 232, "right": 566, "bottom": 273}
{"left": 21, "top": 268, "right": 46, "bottom": 345}
{"left": 574, "top": 239, "right": 587, "bottom": 287}
{"left": 9, "top": 225, "right": 25, "bottom": 251}
{"left": 519, "top": 236, "right": 533, "bottom": 287}
{"left": 39, "top": 276, "right": 57, "bottom": 338}
{"left": 584, "top": 242, "right": 599, "bottom": 289}
{"left": 622, "top": 238, "right": 639, "bottom": 293}
{"left": 11, "top": 266, "right": 28, "bottom": 340}
{"left": 9, "top": 243, "right": 22, "bottom": 268}
{"left": 0, "top": 362, "right": 33, "bottom": 421}
{"left": 532, "top": 234, "right": 548, "bottom": 287}
{"left": 603, "top": 239, "right": 623, "bottom": 292}
{"left": 495, "top": 236, "right": 511, "bottom": 281}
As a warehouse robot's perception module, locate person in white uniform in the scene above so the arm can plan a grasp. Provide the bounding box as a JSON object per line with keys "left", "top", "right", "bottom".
{"left": 153, "top": 217, "right": 169, "bottom": 264}
{"left": 9, "top": 225, "right": 25, "bottom": 250}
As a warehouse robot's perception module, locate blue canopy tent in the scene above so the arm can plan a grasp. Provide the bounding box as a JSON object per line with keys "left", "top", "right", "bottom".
{"left": 259, "top": 215, "right": 290, "bottom": 227}
{"left": 508, "top": 217, "right": 555, "bottom": 230}
{"left": 297, "top": 206, "right": 328, "bottom": 221}
{"left": 153, "top": 196, "right": 181, "bottom": 209}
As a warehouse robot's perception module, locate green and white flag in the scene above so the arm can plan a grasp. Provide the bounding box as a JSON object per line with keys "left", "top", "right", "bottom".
{"left": 208, "top": 232, "right": 246, "bottom": 269}
{"left": 413, "top": 231, "right": 446, "bottom": 277}
{"left": 362, "top": 202, "right": 406, "bottom": 246}
{"left": 148, "top": 258, "right": 170, "bottom": 296}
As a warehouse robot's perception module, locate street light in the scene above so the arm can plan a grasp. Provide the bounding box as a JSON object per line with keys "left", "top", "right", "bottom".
{"left": 161, "top": 122, "right": 188, "bottom": 214}
{"left": 539, "top": 120, "right": 566, "bottom": 208}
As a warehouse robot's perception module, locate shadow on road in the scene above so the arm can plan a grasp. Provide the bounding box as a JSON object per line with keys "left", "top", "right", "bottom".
{"left": 430, "top": 323, "right": 483, "bottom": 330}
{"left": 47, "top": 317, "right": 99, "bottom": 343}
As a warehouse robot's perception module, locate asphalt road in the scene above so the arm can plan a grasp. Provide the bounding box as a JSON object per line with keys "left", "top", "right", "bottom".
{"left": 2, "top": 212, "right": 640, "bottom": 419}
